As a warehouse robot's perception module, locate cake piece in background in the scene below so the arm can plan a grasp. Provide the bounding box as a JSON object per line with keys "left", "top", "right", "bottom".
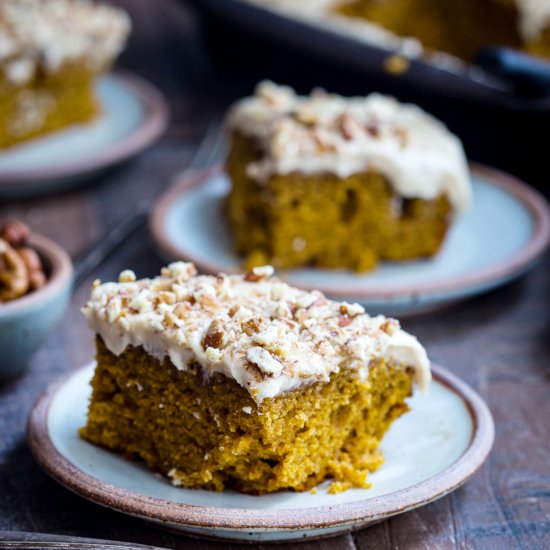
{"left": 81, "top": 262, "right": 430, "bottom": 494}
{"left": 0, "top": 0, "right": 130, "bottom": 149}
{"left": 243, "top": 0, "right": 550, "bottom": 62}
{"left": 337, "top": 0, "right": 550, "bottom": 60}
{"left": 225, "top": 81, "right": 471, "bottom": 272}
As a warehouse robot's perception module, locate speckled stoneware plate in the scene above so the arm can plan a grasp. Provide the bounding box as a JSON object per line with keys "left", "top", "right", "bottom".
{"left": 150, "top": 163, "right": 550, "bottom": 317}
{"left": 0, "top": 71, "right": 168, "bottom": 199}
{"left": 28, "top": 362, "right": 493, "bottom": 543}
{"left": 0, "top": 532, "right": 165, "bottom": 549}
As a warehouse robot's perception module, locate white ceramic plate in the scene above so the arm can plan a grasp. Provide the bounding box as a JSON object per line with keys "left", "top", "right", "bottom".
{"left": 28, "top": 363, "right": 493, "bottom": 543}
{"left": 150, "top": 163, "right": 550, "bottom": 317}
{"left": 0, "top": 71, "right": 168, "bottom": 198}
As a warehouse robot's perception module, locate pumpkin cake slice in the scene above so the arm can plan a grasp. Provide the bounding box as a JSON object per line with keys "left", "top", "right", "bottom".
{"left": 225, "top": 81, "right": 471, "bottom": 272}
{"left": 81, "top": 262, "right": 431, "bottom": 494}
{"left": 242, "top": 0, "right": 550, "bottom": 61}
{"left": 335, "top": 0, "right": 550, "bottom": 61}
{"left": 0, "top": 0, "right": 130, "bottom": 149}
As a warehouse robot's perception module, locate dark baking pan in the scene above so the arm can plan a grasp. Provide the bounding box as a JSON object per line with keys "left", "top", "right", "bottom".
{"left": 182, "top": 0, "right": 550, "bottom": 190}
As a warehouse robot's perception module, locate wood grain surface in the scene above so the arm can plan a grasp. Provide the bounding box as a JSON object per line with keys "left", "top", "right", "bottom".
{"left": 1, "top": 1, "right": 549, "bottom": 549}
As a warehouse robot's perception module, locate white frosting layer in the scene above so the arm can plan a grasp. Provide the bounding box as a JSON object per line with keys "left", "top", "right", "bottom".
{"left": 228, "top": 81, "right": 471, "bottom": 213}
{"left": 82, "top": 263, "right": 431, "bottom": 404}
{"left": 518, "top": 0, "right": 550, "bottom": 41}
{"left": 242, "top": 0, "right": 550, "bottom": 55}
{"left": 0, "top": 0, "right": 130, "bottom": 86}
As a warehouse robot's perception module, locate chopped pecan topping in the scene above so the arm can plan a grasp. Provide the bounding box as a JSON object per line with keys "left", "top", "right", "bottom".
{"left": 338, "top": 315, "right": 352, "bottom": 328}
{"left": 244, "top": 265, "right": 274, "bottom": 282}
{"left": 380, "top": 319, "right": 398, "bottom": 336}
{"left": 82, "top": 258, "right": 425, "bottom": 404}
{"left": 119, "top": 269, "right": 136, "bottom": 283}
{"left": 241, "top": 317, "right": 262, "bottom": 336}
{"left": 338, "top": 113, "right": 361, "bottom": 141}
{"left": 202, "top": 320, "right": 226, "bottom": 350}
{"left": 365, "top": 122, "right": 380, "bottom": 138}
{"left": 174, "top": 302, "right": 191, "bottom": 319}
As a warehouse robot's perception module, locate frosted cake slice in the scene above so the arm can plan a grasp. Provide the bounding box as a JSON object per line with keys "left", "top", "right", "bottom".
{"left": 225, "top": 81, "right": 471, "bottom": 272}
{"left": 0, "top": 0, "right": 130, "bottom": 148}
{"left": 81, "top": 262, "right": 431, "bottom": 494}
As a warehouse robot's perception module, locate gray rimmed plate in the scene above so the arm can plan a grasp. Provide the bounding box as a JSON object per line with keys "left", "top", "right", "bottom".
{"left": 149, "top": 163, "right": 550, "bottom": 317}
{"left": 0, "top": 71, "right": 168, "bottom": 199}
{"left": 0, "top": 532, "right": 164, "bottom": 549}
{"left": 28, "top": 362, "right": 493, "bottom": 543}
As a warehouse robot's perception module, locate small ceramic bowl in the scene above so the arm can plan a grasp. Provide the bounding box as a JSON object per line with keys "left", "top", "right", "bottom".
{"left": 0, "top": 233, "right": 73, "bottom": 379}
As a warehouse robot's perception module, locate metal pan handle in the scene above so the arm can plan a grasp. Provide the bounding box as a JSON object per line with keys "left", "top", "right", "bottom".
{"left": 475, "top": 47, "right": 550, "bottom": 98}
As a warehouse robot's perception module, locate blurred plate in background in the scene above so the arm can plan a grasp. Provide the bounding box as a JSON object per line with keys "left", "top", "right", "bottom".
{"left": 0, "top": 72, "right": 168, "bottom": 199}
{"left": 0, "top": 532, "right": 164, "bottom": 549}
{"left": 150, "top": 163, "right": 550, "bottom": 318}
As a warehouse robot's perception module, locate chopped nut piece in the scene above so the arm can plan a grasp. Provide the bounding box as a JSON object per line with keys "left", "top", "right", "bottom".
{"left": 161, "top": 261, "right": 197, "bottom": 280}
{"left": 241, "top": 317, "right": 262, "bottom": 336}
{"left": 174, "top": 302, "right": 190, "bottom": 318}
{"left": 28, "top": 269, "right": 47, "bottom": 291}
{"left": 202, "top": 319, "right": 226, "bottom": 350}
{"left": 119, "top": 269, "right": 136, "bottom": 283}
{"left": 365, "top": 121, "right": 380, "bottom": 138}
{"left": 338, "top": 315, "right": 352, "bottom": 328}
{"left": 380, "top": 319, "right": 398, "bottom": 336}
{"left": 340, "top": 302, "right": 365, "bottom": 317}
{"left": 0, "top": 238, "right": 29, "bottom": 301}
{"left": 0, "top": 219, "right": 30, "bottom": 247}
{"left": 19, "top": 247, "right": 46, "bottom": 291}
{"left": 253, "top": 325, "right": 280, "bottom": 348}
{"left": 18, "top": 247, "right": 42, "bottom": 273}
{"left": 205, "top": 347, "right": 223, "bottom": 362}
{"left": 339, "top": 113, "right": 362, "bottom": 141}
{"left": 163, "top": 311, "right": 181, "bottom": 328}
{"left": 0, "top": 220, "right": 48, "bottom": 301}
{"left": 244, "top": 265, "right": 274, "bottom": 282}
{"left": 158, "top": 291, "right": 176, "bottom": 304}
{"left": 247, "top": 346, "right": 283, "bottom": 376}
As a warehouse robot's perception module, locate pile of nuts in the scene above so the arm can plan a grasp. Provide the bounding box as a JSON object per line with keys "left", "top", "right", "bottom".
{"left": 0, "top": 220, "right": 47, "bottom": 302}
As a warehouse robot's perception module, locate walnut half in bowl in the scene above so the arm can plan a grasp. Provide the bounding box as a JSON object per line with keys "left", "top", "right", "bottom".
{"left": 0, "top": 220, "right": 48, "bottom": 303}
{"left": 0, "top": 220, "right": 73, "bottom": 379}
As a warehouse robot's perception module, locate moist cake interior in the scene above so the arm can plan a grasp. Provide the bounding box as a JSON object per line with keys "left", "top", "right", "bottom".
{"left": 81, "top": 338, "right": 414, "bottom": 494}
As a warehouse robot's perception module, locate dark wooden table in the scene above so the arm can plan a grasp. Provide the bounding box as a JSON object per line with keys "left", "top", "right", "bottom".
{"left": 1, "top": 1, "right": 549, "bottom": 548}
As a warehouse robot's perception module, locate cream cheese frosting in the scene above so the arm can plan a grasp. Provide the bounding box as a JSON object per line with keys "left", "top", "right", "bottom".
{"left": 227, "top": 81, "right": 471, "bottom": 213}
{"left": 82, "top": 262, "right": 431, "bottom": 404}
{"left": 0, "top": 0, "right": 130, "bottom": 86}
{"left": 518, "top": 0, "right": 550, "bottom": 41}
{"left": 242, "top": 0, "right": 550, "bottom": 55}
